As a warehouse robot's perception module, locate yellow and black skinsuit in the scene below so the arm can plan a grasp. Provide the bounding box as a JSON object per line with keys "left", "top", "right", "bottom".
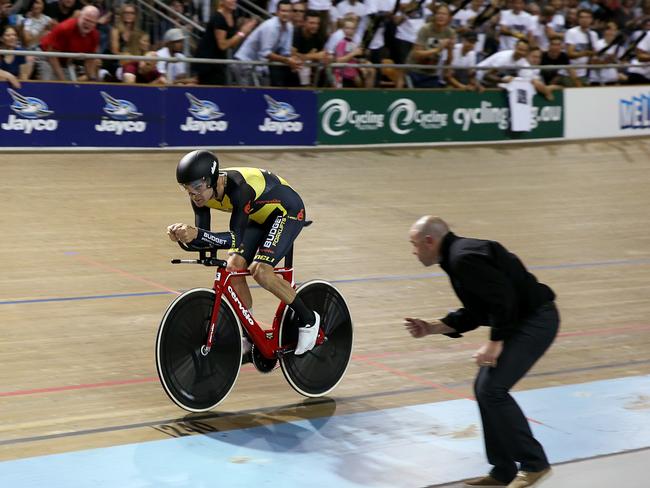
{"left": 192, "top": 167, "right": 306, "bottom": 266}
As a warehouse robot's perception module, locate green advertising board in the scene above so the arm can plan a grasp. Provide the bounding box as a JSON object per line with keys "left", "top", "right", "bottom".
{"left": 317, "top": 90, "right": 563, "bottom": 145}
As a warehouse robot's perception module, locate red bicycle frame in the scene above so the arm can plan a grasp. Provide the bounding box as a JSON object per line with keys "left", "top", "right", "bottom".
{"left": 203, "top": 264, "right": 324, "bottom": 359}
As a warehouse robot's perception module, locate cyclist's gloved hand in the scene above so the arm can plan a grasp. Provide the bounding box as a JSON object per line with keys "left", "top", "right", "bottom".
{"left": 167, "top": 223, "right": 199, "bottom": 243}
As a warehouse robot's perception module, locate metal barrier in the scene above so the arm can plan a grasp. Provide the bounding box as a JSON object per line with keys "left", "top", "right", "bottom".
{"left": 3, "top": 49, "right": 650, "bottom": 87}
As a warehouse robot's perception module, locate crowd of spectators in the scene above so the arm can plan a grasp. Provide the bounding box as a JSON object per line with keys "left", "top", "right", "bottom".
{"left": 2, "top": 0, "right": 650, "bottom": 89}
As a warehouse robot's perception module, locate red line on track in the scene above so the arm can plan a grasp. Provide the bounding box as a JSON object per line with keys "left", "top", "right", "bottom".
{"left": 0, "top": 377, "right": 158, "bottom": 397}
{"left": 71, "top": 254, "right": 181, "bottom": 295}
{"left": 3, "top": 323, "right": 649, "bottom": 399}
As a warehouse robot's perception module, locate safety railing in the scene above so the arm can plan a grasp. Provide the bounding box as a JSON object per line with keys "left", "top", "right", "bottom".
{"left": 3, "top": 49, "right": 650, "bottom": 87}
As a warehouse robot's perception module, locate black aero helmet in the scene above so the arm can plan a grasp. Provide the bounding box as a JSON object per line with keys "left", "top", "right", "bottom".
{"left": 176, "top": 150, "right": 220, "bottom": 188}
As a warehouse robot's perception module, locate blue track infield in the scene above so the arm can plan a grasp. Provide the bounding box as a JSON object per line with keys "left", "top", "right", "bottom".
{"left": 1, "top": 375, "right": 649, "bottom": 487}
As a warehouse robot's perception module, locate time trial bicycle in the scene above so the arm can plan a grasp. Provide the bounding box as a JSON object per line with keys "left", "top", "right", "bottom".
{"left": 155, "top": 240, "right": 353, "bottom": 412}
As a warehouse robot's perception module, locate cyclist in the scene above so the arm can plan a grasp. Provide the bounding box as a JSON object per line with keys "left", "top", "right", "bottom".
{"left": 167, "top": 150, "right": 319, "bottom": 355}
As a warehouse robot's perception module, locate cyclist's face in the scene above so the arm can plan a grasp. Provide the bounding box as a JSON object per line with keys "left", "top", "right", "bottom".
{"left": 182, "top": 179, "right": 213, "bottom": 206}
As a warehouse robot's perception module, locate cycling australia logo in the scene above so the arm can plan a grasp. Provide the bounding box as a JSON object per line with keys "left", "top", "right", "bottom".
{"left": 320, "top": 98, "right": 383, "bottom": 136}
{"left": 180, "top": 93, "right": 228, "bottom": 134}
{"left": 452, "top": 101, "right": 561, "bottom": 132}
{"left": 619, "top": 93, "right": 650, "bottom": 129}
{"left": 95, "top": 91, "right": 146, "bottom": 134}
{"left": 258, "top": 95, "right": 303, "bottom": 134}
{"left": 388, "top": 99, "right": 447, "bottom": 135}
{"left": 2, "top": 89, "right": 58, "bottom": 133}
{"left": 320, "top": 98, "right": 447, "bottom": 136}
{"left": 452, "top": 101, "right": 510, "bottom": 131}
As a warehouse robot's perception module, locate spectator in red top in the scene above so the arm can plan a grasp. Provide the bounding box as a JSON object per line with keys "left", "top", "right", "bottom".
{"left": 121, "top": 51, "right": 166, "bottom": 84}
{"left": 39, "top": 5, "right": 100, "bottom": 81}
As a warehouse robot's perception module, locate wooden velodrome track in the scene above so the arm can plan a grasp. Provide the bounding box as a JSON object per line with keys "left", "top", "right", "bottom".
{"left": 1, "top": 140, "right": 650, "bottom": 464}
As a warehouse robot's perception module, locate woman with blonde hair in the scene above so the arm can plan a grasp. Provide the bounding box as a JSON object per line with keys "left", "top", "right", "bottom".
{"left": 110, "top": 4, "right": 145, "bottom": 56}
{"left": 104, "top": 4, "right": 145, "bottom": 80}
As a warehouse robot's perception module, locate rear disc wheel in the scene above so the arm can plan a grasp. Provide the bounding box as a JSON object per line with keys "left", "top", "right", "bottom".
{"left": 280, "top": 280, "right": 353, "bottom": 397}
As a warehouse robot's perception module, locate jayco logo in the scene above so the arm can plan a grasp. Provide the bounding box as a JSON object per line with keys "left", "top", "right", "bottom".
{"left": 95, "top": 91, "right": 146, "bottom": 135}
{"left": 1, "top": 89, "right": 58, "bottom": 133}
{"left": 320, "top": 99, "right": 384, "bottom": 136}
{"left": 258, "top": 95, "right": 303, "bottom": 134}
{"left": 180, "top": 93, "right": 228, "bottom": 134}
{"left": 388, "top": 99, "right": 447, "bottom": 135}
{"left": 227, "top": 285, "right": 255, "bottom": 326}
{"left": 619, "top": 94, "right": 650, "bottom": 129}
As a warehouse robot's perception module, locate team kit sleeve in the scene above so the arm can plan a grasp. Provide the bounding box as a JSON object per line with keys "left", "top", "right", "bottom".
{"left": 189, "top": 200, "right": 234, "bottom": 248}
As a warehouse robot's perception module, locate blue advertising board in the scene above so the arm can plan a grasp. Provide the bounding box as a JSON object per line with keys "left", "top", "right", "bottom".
{"left": 0, "top": 84, "right": 164, "bottom": 147}
{"left": 0, "top": 83, "right": 316, "bottom": 148}
{"left": 163, "top": 87, "right": 316, "bottom": 147}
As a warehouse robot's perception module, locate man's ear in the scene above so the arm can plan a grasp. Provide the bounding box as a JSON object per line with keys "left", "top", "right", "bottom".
{"left": 425, "top": 235, "right": 435, "bottom": 246}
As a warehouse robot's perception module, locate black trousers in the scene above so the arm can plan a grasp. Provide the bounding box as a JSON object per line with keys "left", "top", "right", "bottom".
{"left": 474, "top": 302, "right": 559, "bottom": 483}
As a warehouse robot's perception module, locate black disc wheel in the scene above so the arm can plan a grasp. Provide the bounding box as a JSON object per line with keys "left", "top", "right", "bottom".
{"left": 280, "top": 280, "right": 353, "bottom": 397}
{"left": 156, "top": 288, "right": 242, "bottom": 412}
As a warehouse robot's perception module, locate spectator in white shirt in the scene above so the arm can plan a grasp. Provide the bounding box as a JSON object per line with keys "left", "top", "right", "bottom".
{"left": 521, "top": 46, "right": 560, "bottom": 100}
{"left": 325, "top": 12, "right": 363, "bottom": 54}
{"left": 498, "top": 0, "right": 535, "bottom": 51}
{"left": 627, "top": 18, "right": 650, "bottom": 84}
{"left": 330, "top": 0, "right": 368, "bottom": 40}
{"left": 156, "top": 28, "right": 190, "bottom": 84}
{"left": 451, "top": 0, "right": 483, "bottom": 32}
{"left": 445, "top": 30, "right": 480, "bottom": 90}
{"left": 477, "top": 38, "right": 530, "bottom": 87}
{"left": 589, "top": 22, "right": 626, "bottom": 85}
{"left": 563, "top": 8, "right": 598, "bottom": 85}
{"left": 21, "top": 0, "right": 54, "bottom": 49}
{"left": 393, "top": 0, "right": 433, "bottom": 63}
{"left": 531, "top": 5, "right": 564, "bottom": 50}
{"left": 363, "top": 0, "right": 397, "bottom": 57}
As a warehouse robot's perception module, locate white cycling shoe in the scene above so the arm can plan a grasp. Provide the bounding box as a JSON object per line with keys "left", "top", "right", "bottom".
{"left": 294, "top": 312, "right": 320, "bottom": 356}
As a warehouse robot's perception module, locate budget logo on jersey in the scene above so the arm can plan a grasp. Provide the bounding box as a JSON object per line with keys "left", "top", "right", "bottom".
{"left": 619, "top": 94, "right": 650, "bottom": 129}
{"left": 95, "top": 91, "right": 146, "bottom": 134}
{"left": 387, "top": 99, "right": 447, "bottom": 135}
{"left": 180, "top": 93, "right": 228, "bottom": 134}
{"left": 1, "top": 89, "right": 58, "bottom": 133}
{"left": 258, "top": 95, "right": 303, "bottom": 134}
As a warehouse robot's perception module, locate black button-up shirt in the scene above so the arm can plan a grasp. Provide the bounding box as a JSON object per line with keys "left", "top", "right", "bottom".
{"left": 439, "top": 232, "right": 555, "bottom": 341}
